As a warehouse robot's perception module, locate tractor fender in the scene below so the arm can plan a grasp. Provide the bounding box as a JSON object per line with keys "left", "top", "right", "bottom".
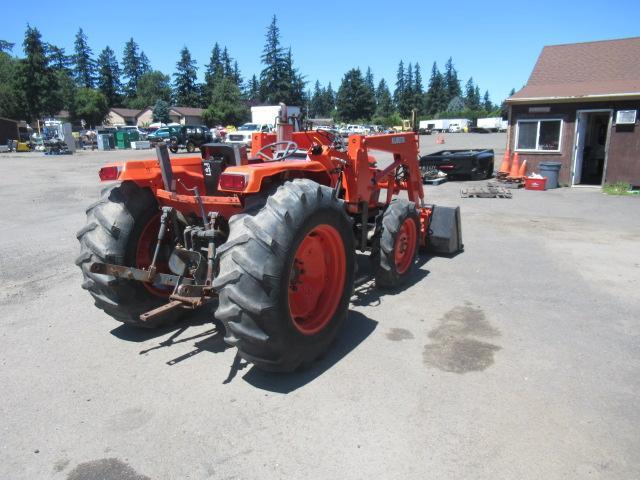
{"left": 103, "top": 157, "right": 207, "bottom": 191}
{"left": 221, "top": 160, "right": 333, "bottom": 193}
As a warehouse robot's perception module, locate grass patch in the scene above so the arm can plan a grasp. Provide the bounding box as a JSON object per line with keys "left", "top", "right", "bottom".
{"left": 603, "top": 182, "right": 633, "bottom": 195}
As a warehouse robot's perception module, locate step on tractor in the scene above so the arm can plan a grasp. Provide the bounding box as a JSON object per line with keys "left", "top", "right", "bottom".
{"left": 77, "top": 105, "right": 462, "bottom": 372}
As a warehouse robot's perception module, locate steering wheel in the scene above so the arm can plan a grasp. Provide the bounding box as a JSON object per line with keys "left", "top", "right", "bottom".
{"left": 256, "top": 141, "right": 299, "bottom": 162}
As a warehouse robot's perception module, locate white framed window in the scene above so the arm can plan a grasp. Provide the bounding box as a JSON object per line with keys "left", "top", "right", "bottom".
{"left": 515, "top": 119, "right": 563, "bottom": 152}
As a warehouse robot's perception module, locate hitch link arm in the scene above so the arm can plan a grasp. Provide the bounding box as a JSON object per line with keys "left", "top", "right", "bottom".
{"left": 149, "top": 206, "right": 172, "bottom": 274}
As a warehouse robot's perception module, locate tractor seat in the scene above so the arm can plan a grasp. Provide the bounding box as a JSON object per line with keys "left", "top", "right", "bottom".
{"left": 200, "top": 143, "right": 248, "bottom": 195}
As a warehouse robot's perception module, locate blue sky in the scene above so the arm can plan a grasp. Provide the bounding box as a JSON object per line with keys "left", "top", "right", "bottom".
{"left": 3, "top": 0, "right": 639, "bottom": 103}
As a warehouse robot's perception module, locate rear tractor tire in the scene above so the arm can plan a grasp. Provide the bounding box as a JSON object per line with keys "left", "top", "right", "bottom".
{"left": 214, "top": 179, "right": 356, "bottom": 372}
{"left": 373, "top": 199, "right": 420, "bottom": 288}
{"left": 186, "top": 141, "right": 196, "bottom": 153}
{"left": 76, "top": 181, "right": 178, "bottom": 328}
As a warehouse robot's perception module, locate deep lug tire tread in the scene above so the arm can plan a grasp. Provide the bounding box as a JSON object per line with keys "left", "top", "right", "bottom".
{"left": 214, "top": 179, "right": 355, "bottom": 372}
{"left": 76, "top": 181, "right": 174, "bottom": 327}
{"left": 372, "top": 198, "right": 420, "bottom": 288}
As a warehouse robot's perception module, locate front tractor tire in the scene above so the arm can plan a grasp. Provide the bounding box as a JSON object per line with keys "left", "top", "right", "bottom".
{"left": 214, "top": 179, "right": 356, "bottom": 372}
{"left": 373, "top": 199, "right": 420, "bottom": 288}
{"left": 76, "top": 181, "right": 175, "bottom": 328}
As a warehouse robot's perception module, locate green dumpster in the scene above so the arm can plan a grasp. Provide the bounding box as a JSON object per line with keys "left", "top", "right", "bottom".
{"left": 115, "top": 130, "right": 139, "bottom": 149}
{"left": 115, "top": 130, "right": 130, "bottom": 149}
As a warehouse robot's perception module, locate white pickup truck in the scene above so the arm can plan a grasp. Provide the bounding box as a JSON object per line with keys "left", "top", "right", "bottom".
{"left": 225, "top": 123, "right": 273, "bottom": 148}
{"left": 339, "top": 124, "right": 368, "bottom": 137}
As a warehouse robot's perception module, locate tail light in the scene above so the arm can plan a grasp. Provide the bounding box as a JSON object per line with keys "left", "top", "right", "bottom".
{"left": 219, "top": 173, "right": 248, "bottom": 191}
{"left": 99, "top": 165, "right": 121, "bottom": 181}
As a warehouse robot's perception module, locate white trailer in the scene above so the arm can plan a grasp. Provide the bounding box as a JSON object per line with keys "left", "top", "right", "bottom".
{"left": 420, "top": 119, "right": 450, "bottom": 133}
{"left": 477, "top": 117, "right": 504, "bottom": 132}
{"left": 251, "top": 105, "right": 301, "bottom": 127}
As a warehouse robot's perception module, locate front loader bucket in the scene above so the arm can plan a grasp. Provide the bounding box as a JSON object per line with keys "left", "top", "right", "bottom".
{"left": 426, "top": 206, "right": 463, "bottom": 255}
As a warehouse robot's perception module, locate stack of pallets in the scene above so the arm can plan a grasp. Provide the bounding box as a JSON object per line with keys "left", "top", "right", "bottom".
{"left": 460, "top": 182, "right": 512, "bottom": 198}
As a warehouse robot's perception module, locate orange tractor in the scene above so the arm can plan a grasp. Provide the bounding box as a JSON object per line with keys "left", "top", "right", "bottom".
{"left": 77, "top": 105, "right": 462, "bottom": 371}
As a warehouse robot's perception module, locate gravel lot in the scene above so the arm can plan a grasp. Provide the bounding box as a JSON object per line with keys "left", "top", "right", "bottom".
{"left": 1, "top": 133, "right": 639, "bottom": 479}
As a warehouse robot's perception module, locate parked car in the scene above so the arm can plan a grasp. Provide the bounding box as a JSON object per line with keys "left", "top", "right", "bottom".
{"left": 225, "top": 123, "right": 273, "bottom": 148}
{"left": 419, "top": 149, "right": 494, "bottom": 180}
{"left": 339, "top": 124, "right": 368, "bottom": 137}
{"left": 147, "top": 126, "right": 180, "bottom": 143}
{"left": 168, "top": 125, "right": 214, "bottom": 153}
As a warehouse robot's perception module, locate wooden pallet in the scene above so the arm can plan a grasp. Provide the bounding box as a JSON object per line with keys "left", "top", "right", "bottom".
{"left": 460, "top": 184, "right": 512, "bottom": 198}
{"left": 492, "top": 178, "right": 523, "bottom": 189}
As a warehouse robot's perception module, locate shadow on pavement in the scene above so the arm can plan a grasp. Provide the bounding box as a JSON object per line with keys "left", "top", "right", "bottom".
{"left": 107, "top": 249, "right": 439, "bottom": 384}
{"left": 109, "top": 306, "right": 232, "bottom": 365}
{"left": 351, "top": 253, "right": 430, "bottom": 307}
{"left": 164, "top": 324, "right": 230, "bottom": 366}
{"left": 110, "top": 304, "right": 214, "bottom": 343}
{"left": 239, "top": 310, "right": 377, "bottom": 393}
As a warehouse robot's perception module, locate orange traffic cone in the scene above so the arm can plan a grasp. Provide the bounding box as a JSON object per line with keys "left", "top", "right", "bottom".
{"left": 499, "top": 150, "right": 511, "bottom": 174}
{"left": 518, "top": 159, "right": 527, "bottom": 178}
{"left": 509, "top": 152, "right": 521, "bottom": 178}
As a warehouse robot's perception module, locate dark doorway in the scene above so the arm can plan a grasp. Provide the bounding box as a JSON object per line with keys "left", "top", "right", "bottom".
{"left": 573, "top": 111, "right": 611, "bottom": 185}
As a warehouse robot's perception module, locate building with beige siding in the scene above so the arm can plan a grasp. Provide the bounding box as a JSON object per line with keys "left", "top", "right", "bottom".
{"left": 136, "top": 108, "right": 154, "bottom": 126}
{"left": 168, "top": 107, "right": 205, "bottom": 125}
{"left": 105, "top": 108, "right": 142, "bottom": 126}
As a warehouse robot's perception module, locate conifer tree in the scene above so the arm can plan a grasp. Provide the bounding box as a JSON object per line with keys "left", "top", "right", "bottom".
{"left": 259, "top": 15, "right": 286, "bottom": 103}
{"left": 413, "top": 63, "right": 424, "bottom": 114}
{"left": 172, "top": 46, "right": 199, "bottom": 106}
{"left": 425, "top": 62, "right": 446, "bottom": 115}
{"left": 310, "top": 80, "right": 324, "bottom": 117}
{"left": 443, "top": 57, "right": 461, "bottom": 105}
{"left": 46, "top": 44, "right": 72, "bottom": 72}
{"left": 336, "top": 68, "right": 373, "bottom": 121}
{"left": 246, "top": 74, "right": 260, "bottom": 102}
{"left": 19, "top": 25, "right": 60, "bottom": 121}
{"left": 152, "top": 99, "right": 170, "bottom": 123}
{"left": 122, "top": 38, "right": 150, "bottom": 99}
{"left": 465, "top": 77, "right": 480, "bottom": 110}
{"left": 96, "top": 46, "right": 121, "bottom": 106}
{"left": 323, "top": 82, "right": 335, "bottom": 115}
{"left": 375, "top": 78, "right": 394, "bottom": 118}
{"left": 73, "top": 28, "right": 95, "bottom": 88}
{"left": 393, "top": 60, "right": 405, "bottom": 112}
{"left": 483, "top": 90, "right": 492, "bottom": 111}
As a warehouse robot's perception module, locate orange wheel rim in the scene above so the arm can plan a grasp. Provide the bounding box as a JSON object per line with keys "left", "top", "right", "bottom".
{"left": 394, "top": 218, "right": 417, "bottom": 275}
{"left": 135, "top": 213, "right": 173, "bottom": 297}
{"left": 288, "top": 225, "right": 346, "bottom": 335}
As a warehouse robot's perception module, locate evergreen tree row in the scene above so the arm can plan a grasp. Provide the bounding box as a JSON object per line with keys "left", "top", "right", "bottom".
{"left": 333, "top": 58, "right": 502, "bottom": 124}
{"left": 0, "top": 17, "right": 307, "bottom": 127}
{"left": 0, "top": 18, "right": 505, "bottom": 128}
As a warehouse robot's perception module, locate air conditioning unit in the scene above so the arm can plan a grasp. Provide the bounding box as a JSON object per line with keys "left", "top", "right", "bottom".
{"left": 615, "top": 110, "right": 637, "bottom": 125}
